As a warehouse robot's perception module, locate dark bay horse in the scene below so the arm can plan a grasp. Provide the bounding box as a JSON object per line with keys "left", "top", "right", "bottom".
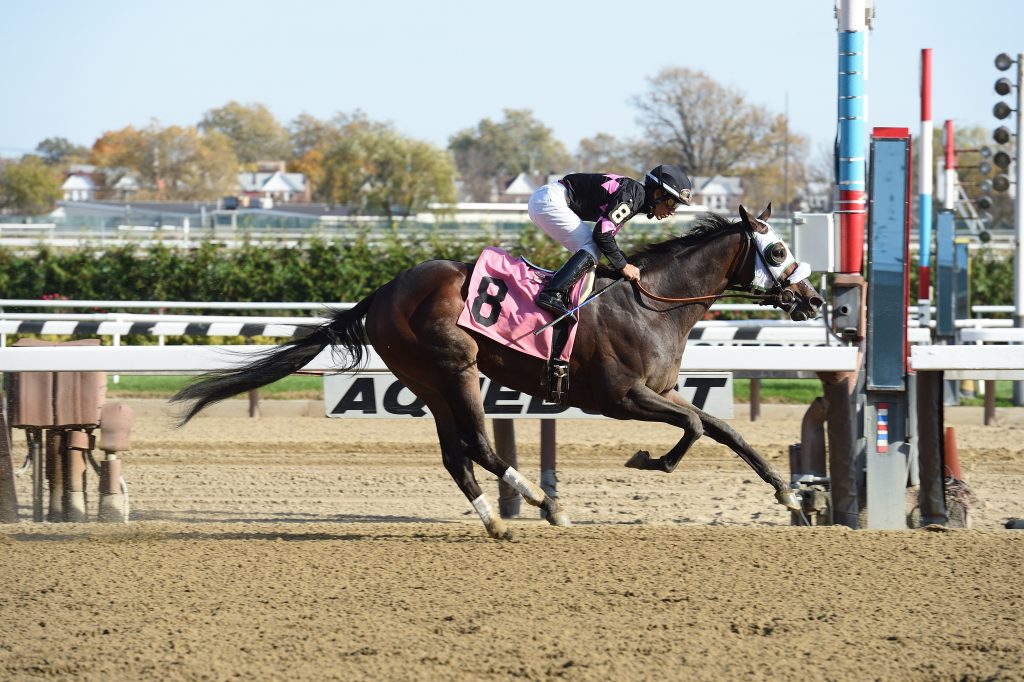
{"left": 172, "top": 204, "right": 823, "bottom": 539}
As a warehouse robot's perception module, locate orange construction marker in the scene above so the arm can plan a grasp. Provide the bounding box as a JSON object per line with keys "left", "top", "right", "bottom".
{"left": 944, "top": 426, "right": 965, "bottom": 481}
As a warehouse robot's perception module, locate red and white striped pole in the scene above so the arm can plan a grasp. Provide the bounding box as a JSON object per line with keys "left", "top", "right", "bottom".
{"left": 943, "top": 120, "right": 957, "bottom": 211}
{"left": 918, "top": 49, "right": 934, "bottom": 313}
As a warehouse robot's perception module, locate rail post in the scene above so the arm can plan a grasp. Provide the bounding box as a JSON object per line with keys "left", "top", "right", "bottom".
{"left": 46, "top": 431, "right": 63, "bottom": 521}
{"left": 493, "top": 420, "right": 520, "bottom": 518}
{"left": 0, "top": 388, "right": 17, "bottom": 523}
{"left": 246, "top": 336, "right": 260, "bottom": 418}
{"left": 98, "top": 402, "right": 132, "bottom": 522}
{"left": 539, "top": 421, "right": 557, "bottom": 520}
{"left": 749, "top": 379, "right": 761, "bottom": 421}
{"left": 916, "top": 370, "right": 948, "bottom": 526}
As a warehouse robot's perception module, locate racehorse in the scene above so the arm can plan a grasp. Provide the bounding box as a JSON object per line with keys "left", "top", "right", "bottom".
{"left": 171, "top": 204, "right": 823, "bottom": 539}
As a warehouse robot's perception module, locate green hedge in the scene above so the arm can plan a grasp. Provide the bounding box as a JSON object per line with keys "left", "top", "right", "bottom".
{"left": 0, "top": 228, "right": 1014, "bottom": 314}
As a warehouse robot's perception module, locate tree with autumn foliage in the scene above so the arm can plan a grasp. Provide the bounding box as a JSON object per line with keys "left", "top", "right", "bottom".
{"left": 448, "top": 109, "right": 571, "bottom": 202}
{"left": 287, "top": 111, "right": 352, "bottom": 201}
{"left": 574, "top": 133, "right": 644, "bottom": 178}
{"left": 199, "top": 101, "right": 292, "bottom": 166}
{"left": 0, "top": 155, "right": 63, "bottom": 214}
{"left": 317, "top": 113, "right": 457, "bottom": 225}
{"left": 91, "top": 122, "right": 239, "bottom": 200}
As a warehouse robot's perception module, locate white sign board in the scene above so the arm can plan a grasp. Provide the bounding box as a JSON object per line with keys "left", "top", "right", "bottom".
{"left": 324, "top": 372, "right": 733, "bottom": 419}
{"left": 791, "top": 212, "right": 839, "bottom": 273}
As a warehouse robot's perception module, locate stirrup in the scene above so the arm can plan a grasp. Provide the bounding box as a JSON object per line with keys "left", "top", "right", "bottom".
{"left": 547, "top": 360, "right": 570, "bottom": 404}
{"left": 537, "top": 292, "right": 574, "bottom": 320}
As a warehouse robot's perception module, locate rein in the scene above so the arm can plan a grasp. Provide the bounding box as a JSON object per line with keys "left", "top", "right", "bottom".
{"left": 632, "top": 281, "right": 776, "bottom": 305}
{"left": 631, "top": 229, "right": 782, "bottom": 306}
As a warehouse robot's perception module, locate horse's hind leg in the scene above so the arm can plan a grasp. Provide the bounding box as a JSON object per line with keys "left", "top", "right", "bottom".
{"left": 441, "top": 373, "right": 570, "bottom": 528}
{"left": 394, "top": 370, "right": 568, "bottom": 537}
{"left": 386, "top": 370, "right": 510, "bottom": 540}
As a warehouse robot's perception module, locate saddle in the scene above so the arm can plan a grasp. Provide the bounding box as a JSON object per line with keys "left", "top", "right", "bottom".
{"left": 456, "top": 246, "right": 594, "bottom": 403}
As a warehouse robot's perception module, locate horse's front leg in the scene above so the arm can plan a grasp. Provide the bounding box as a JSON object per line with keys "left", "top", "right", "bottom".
{"left": 690, "top": 400, "right": 800, "bottom": 512}
{"left": 607, "top": 385, "right": 704, "bottom": 473}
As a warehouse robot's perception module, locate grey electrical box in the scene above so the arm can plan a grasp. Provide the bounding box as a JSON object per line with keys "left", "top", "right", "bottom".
{"left": 831, "top": 274, "right": 865, "bottom": 342}
{"left": 791, "top": 213, "right": 840, "bottom": 273}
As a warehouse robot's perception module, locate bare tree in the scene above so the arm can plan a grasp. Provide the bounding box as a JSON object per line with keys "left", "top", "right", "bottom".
{"left": 635, "top": 68, "right": 786, "bottom": 176}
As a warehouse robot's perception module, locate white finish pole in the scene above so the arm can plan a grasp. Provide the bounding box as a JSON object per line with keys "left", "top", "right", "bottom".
{"left": 1013, "top": 55, "right": 1024, "bottom": 405}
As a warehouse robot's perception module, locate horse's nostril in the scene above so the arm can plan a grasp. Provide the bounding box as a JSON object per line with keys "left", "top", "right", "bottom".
{"left": 810, "top": 296, "right": 824, "bottom": 309}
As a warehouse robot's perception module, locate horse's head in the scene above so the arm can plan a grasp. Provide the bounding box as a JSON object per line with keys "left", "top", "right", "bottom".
{"left": 738, "top": 204, "right": 824, "bottom": 321}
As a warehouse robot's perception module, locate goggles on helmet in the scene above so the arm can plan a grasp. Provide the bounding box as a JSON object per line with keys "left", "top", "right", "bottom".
{"left": 646, "top": 172, "right": 692, "bottom": 206}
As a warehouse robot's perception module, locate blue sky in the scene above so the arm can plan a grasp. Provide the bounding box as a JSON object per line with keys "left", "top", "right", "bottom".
{"left": 2, "top": 0, "right": 1022, "bottom": 160}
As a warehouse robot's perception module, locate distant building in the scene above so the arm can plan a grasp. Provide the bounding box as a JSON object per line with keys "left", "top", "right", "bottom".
{"left": 494, "top": 172, "right": 562, "bottom": 203}
{"left": 237, "top": 161, "right": 309, "bottom": 203}
{"left": 60, "top": 159, "right": 309, "bottom": 205}
{"left": 61, "top": 173, "right": 95, "bottom": 202}
{"left": 690, "top": 176, "right": 743, "bottom": 213}
{"left": 799, "top": 181, "right": 833, "bottom": 213}
{"left": 111, "top": 174, "right": 140, "bottom": 198}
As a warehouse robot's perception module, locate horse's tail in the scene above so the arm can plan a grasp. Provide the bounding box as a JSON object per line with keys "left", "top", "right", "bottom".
{"left": 170, "top": 291, "right": 378, "bottom": 425}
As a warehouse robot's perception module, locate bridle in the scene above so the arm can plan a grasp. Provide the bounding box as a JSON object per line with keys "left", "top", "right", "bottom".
{"left": 632, "top": 228, "right": 798, "bottom": 311}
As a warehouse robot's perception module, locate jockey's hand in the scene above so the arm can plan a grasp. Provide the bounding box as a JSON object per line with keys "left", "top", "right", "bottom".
{"left": 621, "top": 264, "right": 641, "bottom": 282}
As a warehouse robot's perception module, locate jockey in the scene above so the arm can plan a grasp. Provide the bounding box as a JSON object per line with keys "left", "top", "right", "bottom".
{"left": 528, "top": 164, "right": 692, "bottom": 319}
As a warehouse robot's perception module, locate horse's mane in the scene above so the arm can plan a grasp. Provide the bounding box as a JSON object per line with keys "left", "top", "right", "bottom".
{"left": 631, "top": 212, "right": 739, "bottom": 266}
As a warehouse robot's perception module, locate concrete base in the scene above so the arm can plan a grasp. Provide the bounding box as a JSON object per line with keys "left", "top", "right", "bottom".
{"left": 63, "top": 491, "right": 87, "bottom": 522}
{"left": 98, "top": 494, "right": 127, "bottom": 523}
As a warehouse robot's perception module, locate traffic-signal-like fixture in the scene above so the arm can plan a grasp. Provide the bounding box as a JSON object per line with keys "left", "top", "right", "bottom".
{"left": 967, "top": 147, "right": 996, "bottom": 214}
{"left": 991, "top": 53, "right": 1018, "bottom": 196}
{"left": 993, "top": 52, "right": 1024, "bottom": 407}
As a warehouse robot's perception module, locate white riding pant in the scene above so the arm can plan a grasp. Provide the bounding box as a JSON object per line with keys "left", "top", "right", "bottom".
{"left": 527, "top": 182, "right": 601, "bottom": 261}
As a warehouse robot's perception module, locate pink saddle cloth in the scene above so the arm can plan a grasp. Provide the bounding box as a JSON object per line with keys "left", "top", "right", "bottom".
{"left": 457, "top": 246, "right": 589, "bottom": 362}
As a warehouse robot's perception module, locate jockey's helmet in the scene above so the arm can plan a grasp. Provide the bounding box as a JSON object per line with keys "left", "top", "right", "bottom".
{"left": 644, "top": 164, "right": 693, "bottom": 215}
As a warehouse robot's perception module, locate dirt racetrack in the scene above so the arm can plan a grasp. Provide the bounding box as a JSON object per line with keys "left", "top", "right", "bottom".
{"left": 2, "top": 400, "right": 1023, "bottom": 681}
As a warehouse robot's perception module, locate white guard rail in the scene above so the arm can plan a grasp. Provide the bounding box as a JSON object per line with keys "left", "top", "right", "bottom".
{"left": 910, "top": 345, "right": 1024, "bottom": 379}
{"left": 0, "top": 344, "right": 860, "bottom": 374}
{"left": 959, "top": 328, "right": 1024, "bottom": 343}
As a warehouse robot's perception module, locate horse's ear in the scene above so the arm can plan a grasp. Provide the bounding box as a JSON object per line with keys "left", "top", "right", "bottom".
{"left": 739, "top": 204, "right": 768, "bottom": 234}
{"left": 758, "top": 203, "right": 772, "bottom": 221}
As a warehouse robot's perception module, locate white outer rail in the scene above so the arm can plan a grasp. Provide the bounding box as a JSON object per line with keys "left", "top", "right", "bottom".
{"left": 0, "top": 299, "right": 349, "bottom": 311}
{"left": 910, "top": 345, "right": 1024, "bottom": 379}
{"left": 4, "top": 344, "right": 1019, "bottom": 379}
{"left": 959, "top": 328, "right": 1024, "bottom": 343}
{"left": 0, "top": 299, "right": 777, "bottom": 314}
{"left": 0, "top": 344, "right": 860, "bottom": 374}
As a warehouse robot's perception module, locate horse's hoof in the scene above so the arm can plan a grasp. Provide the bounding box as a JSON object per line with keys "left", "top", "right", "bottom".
{"left": 625, "top": 450, "right": 651, "bottom": 469}
{"left": 546, "top": 510, "right": 571, "bottom": 527}
{"left": 484, "top": 521, "right": 514, "bottom": 541}
{"left": 775, "top": 489, "right": 801, "bottom": 511}
{"left": 487, "top": 527, "right": 514, "bottom": 541}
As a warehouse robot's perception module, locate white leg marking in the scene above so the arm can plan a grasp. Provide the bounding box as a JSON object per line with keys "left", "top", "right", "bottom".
{"left": 471, "top": 493, "right": 497, "bottom": 526}
{"left": 502, "top": 467, "right": 546, "bottom": 505}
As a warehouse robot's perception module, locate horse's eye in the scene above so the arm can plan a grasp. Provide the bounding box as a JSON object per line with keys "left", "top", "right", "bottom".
{"left": 765, "top": 243, "right": 787, "bottom": 266}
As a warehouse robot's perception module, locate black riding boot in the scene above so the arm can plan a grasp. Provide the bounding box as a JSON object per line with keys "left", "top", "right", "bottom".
{"left": 537, "top": 249, "right": 596, "bottom": 319}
